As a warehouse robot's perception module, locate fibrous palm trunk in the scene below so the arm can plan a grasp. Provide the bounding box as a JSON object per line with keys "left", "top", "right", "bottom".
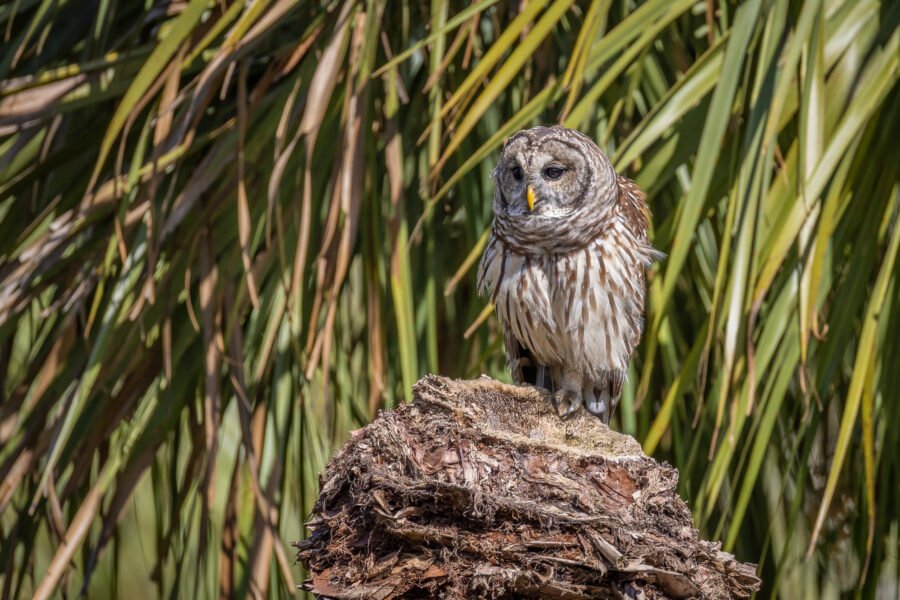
{"left": 295, "top": 376, "right": 761, "bottom": 599}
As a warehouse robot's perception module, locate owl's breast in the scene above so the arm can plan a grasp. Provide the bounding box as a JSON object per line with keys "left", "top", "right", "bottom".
{"left": 549, "top": 233, "right": 647, "bottom": 377}
{"left": 478, "top": 229, "right": 648, "bottom": 377}
{"left": 478, "top": 237, "right": 565, "bottom": 366}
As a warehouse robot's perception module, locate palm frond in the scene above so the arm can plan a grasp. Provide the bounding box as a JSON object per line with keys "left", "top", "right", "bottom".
{"left": 0, "top": 0, "right": 898, "bottom": 597}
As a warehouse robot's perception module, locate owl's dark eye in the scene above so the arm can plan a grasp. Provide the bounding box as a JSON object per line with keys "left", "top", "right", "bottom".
{"left": 511, "top": 166, "right": 524, "bottom": 181}
{"left": 543, "top": 166, "right": 566, "bottom": 180}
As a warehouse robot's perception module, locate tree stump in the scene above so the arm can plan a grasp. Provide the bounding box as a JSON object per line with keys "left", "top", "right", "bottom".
{"left": 294, "top": 376, "right": 761, "bottom": 599}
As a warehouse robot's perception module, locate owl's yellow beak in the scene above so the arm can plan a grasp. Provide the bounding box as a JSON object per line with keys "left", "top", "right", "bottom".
{"left": 526, "top": 186, "right": 536, "bottom": 211}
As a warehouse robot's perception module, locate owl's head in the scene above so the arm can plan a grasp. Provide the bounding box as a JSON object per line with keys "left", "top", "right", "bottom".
{"left": 491, "top": 125, "right": 617, "bottom": 251}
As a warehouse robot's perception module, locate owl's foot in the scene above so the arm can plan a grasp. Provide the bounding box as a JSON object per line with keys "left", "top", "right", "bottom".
{"left": 552, "top": 389, "right": 582, "bottom": 420}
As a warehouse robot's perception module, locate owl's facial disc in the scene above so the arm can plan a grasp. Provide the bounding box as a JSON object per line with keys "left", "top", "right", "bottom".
{"left": 526, "top": 139, "right": 589, "bottom": 214}
{"left": 491, "top": 125, "right": 618, "bottom": 253}
{"left": 494, "top": 132, "right": 595, "bottom": 222}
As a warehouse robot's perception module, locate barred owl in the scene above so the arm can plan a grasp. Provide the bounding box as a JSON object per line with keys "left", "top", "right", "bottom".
{"left": 477, "top": 125, "right": 661, "bottom": 424}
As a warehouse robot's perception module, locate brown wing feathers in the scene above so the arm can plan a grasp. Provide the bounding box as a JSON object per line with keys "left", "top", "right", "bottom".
{"left": 616, "top": 175, "right": 651, "bottom": 241}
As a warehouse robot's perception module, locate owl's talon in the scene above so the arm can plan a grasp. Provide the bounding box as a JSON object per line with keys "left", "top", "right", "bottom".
{"left": 553, "top": 389, "right": 582, "bottom": 420}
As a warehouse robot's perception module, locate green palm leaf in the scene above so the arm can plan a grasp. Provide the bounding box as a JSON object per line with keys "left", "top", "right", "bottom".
{"left": 0, "top": 0, "right": 897, "bottom": 597}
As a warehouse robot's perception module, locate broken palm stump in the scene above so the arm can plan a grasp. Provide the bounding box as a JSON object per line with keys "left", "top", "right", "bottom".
{"left": 294, "top": 376, "right": 761, "bottom": 599}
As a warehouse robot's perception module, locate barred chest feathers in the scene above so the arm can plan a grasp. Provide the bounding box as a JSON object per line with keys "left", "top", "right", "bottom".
{"left": 478, "top": 217, "right": 653, "bottom": 388}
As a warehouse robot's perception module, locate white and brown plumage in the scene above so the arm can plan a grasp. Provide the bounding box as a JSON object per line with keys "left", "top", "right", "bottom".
{"left": 477, "top": 125, "right": 661, "bottom": 423}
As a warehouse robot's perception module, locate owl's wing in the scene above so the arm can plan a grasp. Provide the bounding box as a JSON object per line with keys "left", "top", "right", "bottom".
{"left": 616, "top": 175, "right": 652, "bottom": 242}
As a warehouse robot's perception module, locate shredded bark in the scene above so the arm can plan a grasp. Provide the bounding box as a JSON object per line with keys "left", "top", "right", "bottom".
{"left": 294, "top": 376, "right": 761, "bottom": 599}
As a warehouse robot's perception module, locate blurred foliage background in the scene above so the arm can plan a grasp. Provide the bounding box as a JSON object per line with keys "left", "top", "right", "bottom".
{"left": 0, "top": 0, "right": 898, "bottom": 597}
